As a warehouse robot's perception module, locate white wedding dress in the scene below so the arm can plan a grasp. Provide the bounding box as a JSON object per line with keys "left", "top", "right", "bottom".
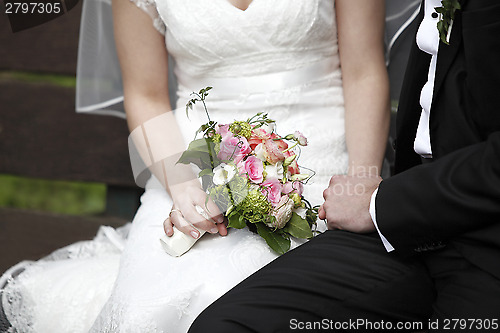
{"left": 0, "top": 0, "right": 348, "bottom": 332}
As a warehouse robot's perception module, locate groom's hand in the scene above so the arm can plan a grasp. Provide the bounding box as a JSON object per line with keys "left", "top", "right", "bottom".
{"left": 319, "top": 174, "right": 382, "bottom": 233}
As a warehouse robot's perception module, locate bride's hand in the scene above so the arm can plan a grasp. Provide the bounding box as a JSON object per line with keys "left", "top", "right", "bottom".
{"left": 163, "top": 184, "right": 227, "bottom": 239}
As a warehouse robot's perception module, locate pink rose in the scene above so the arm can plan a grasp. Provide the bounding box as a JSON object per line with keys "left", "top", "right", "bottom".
{"left": 268, "top": 195, "right": 294, "bottom": 229}
{"left": 260, "top": 177, "right": 282, "bottom": 205}
{"left": 270, "top": 133, "right": 288, "bottom": 151}
{"left": 216, "top": 124, "right": 231, "bottom": 138}
{"left": 263, "top": 139, "right": 285, "bottom": 164}
{"left": 283, "top": 150, "right": 300, "bottom": 175}
{"left": 236, "top": 158, "right": 246, "bottom": 176}
{"left": 248, "top": 128, "right": 271, "bottom": 150}
{"left": 251, "top": 128, "right": 271, "bottom": 139}
{"left": 218, "top": 134, "right": 251, "bottom": 162}
{"left": 242, "top": 156, "right": 264, "bottom": 183}
{"left": 294, "top": 131, "right": 308, "bottom": 146}
{"left": 282, "top": 181, "right": 304, "bottom": 196}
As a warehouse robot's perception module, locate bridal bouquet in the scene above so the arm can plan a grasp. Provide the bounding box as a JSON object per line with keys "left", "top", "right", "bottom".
{"left": 177, "top": 87, "right": 318, "bottom": 254}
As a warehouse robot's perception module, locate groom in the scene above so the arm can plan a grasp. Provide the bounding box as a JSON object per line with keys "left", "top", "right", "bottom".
{"left": 190, "top": 0, "right": 500, "bottom": 331}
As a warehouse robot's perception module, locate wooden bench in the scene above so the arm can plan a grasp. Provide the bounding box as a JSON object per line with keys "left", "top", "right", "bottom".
{"left": 0, "top": 1, "right": 143, "bottom": 275}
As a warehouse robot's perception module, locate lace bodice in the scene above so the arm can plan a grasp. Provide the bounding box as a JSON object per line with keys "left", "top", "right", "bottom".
{"left": 130, "top": 0, "right": 347, "bottom": 207}
{"left": 134, "top": 0, "right": 337, "bottom": 78}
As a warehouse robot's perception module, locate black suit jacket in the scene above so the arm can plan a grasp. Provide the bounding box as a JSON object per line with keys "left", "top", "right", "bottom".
{"left": 376, "top": 0, "right": 500, "bottom": 279}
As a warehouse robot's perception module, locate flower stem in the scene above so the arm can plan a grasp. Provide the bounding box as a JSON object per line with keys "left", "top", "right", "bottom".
{"left": 282, "top": 142, "right": 299, "bottom": 153}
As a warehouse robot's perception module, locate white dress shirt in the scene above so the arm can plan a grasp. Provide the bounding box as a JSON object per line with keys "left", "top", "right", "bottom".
{"left": 414, "top": 0, "right": 442, "bottom": 157}
{"left": 370, "top": 0, "right": 442, "bottom": 251}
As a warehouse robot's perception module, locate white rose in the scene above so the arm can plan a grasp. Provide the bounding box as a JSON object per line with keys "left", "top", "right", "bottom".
{"left": 261, "top": 122, "right": 276, "bottom": 134}
{"left": 264, "top": 163, "right": 284, "bottom": 180}
{"left": 290, "top": 173, "right": 310, "bottom": 182}
{"left": 213, "top": 163, "right": 237, "bottom": 185}
{"left": 254, "top": 143, "right": 266, "bottom": 162}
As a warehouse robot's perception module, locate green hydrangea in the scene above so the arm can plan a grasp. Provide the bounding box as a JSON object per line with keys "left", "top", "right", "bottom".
{"left": 209, "top": 185, "right": 231, "bottom": 212}
{"left": 237, "top": 189, "right": 271, "bottom": 224}
{"left": 229, "top": 121, "right": 252, "bottom": 139}
{"left": 214, "top": 142, "right": 221, "bottom": 154}
{"left": 289, "top": 192, "right": 303, "bottom": 208}
{"left": 212, "top": 133, "right": 222, "bottom": 143}
{"left": 227, "top": 175, "right": 248, "bottom": 206}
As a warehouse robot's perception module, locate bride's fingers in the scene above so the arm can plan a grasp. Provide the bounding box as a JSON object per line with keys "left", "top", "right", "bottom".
{"left": 163, "top": 217, "right": 174, "bottom": 237}
{"left": 216, "top": 221, "right": 228, "bottom": 236}
{"left": 169, "top": 209, "right": 203, "bottom": 239}
{"left": 181, "top": 204, "right": 219, "bottom": 234}
{"left": 203, "top": 199, "right": 225, "bottom": 225}
{"left": 193, "top": 202, "right": 227, "bottom": 236}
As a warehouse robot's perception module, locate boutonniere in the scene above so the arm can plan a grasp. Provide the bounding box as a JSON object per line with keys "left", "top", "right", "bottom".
{"left": 435, "top": 0, "right": 461, "bottom": 45}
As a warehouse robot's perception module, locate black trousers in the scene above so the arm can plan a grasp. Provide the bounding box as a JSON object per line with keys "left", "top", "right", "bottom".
{"left": 189, "top": 230, "right": 500, "bottom": 332}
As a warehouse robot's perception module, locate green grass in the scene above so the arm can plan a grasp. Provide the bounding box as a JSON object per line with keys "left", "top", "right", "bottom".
{"left": 391, "top": 99, "right": 399, "bottom": 113}
{"left": 0, "top": 174, "right": 106, "bottom": 216}
{"left": 0, "top": 71, "right": 76, "bottom": 88}
{"left": 0, "top": 71, "right": 105, "bottom": 215}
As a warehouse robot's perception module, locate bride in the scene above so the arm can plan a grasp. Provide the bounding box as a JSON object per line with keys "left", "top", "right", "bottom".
{"left": 0, "top": 0, "right": 412, "bottom": 331}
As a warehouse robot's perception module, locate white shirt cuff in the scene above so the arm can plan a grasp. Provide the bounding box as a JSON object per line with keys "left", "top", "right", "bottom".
{"left": 369, "top": 187, "right": 395, "bottom": 252}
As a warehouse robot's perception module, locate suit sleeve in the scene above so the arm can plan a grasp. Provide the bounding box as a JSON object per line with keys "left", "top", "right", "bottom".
{"left": 376, "top": 2, "right": 500, "bottom": 255}
{"left": 375, "top": 132, "right": 500, "bottom": 254}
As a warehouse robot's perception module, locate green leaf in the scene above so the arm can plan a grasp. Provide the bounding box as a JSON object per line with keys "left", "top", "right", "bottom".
{"left": 177, "top": 138, "right": 217, "bottom": 166}
{"left": 185, "top": 99, "right": 198, "bottom": 118}
{"left": 194, "top": 124, "right": 206, "bottom": 137}
{"left": 228, "top": 213, "right": 246, "bottom": 229}
{"left": 435, "top": 7, "right": 443, "bottom": 14}
{"left": 188, "top": 138, "right": 213, "bottom": 153}
{"left": 435, "top": 0, "right": 461, "bottom": 45}
{"left": 198, "top": 168, "right": 214, "bottom": 178}
{"left": 176, "top": 150, "right": 211, "bottom": 167}
{"left": 256, "top": 223, "right": 290, "bottom": 255}
{"left": 283, "top": 212, "right": 313, "bottom": 239}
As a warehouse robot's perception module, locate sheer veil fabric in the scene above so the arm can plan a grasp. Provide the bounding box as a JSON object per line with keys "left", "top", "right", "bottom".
{"left": 1, "top": 1, "right": 420, "bottom": 332}
{"left": 75, "top": 0, "right": 419, "bottom": 119}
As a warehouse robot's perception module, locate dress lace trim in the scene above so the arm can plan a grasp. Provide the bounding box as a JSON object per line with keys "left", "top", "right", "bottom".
{"left": 0, "top": 226, "right": 129, "bottom": 333}
{"left": 129, "top": 0, "right": 166, "bottom": 35}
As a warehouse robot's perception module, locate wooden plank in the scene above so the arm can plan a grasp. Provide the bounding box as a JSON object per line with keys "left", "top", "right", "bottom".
{"left": 0, "top": 0, "right": 82, "bottom": 75}
{"left": 0, "top": 79, "right": 137, "bottom": 186}
{"left": 0, "top": 207, "right": 127, "bottom": 274}
{"left": 106, "top": 185, "right": 143, "bottom": 220}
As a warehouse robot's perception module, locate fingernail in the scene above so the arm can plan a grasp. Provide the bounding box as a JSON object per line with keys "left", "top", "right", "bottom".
{"left": 190, "top": 230, "right": 200, "bottom": 239}
{"left": 217, "top": 217, "right": 224, "bottom": 224}
{"left": 210, "top": 227, "right": 218, "bottom": 234}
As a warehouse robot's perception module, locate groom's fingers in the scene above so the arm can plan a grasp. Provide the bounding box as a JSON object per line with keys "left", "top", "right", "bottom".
{"left": 323, "top": 188, "right": 329, "bottom": 200}
{"left": 329, "top": 174, "right": 342, "bottom": 186}
{"left": 318, "top": 205, "right": 326, "bottom": 220}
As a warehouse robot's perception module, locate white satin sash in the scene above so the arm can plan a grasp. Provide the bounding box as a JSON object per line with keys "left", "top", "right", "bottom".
{"left": 175, "top": 57, "right": 340, "bottom": 96}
